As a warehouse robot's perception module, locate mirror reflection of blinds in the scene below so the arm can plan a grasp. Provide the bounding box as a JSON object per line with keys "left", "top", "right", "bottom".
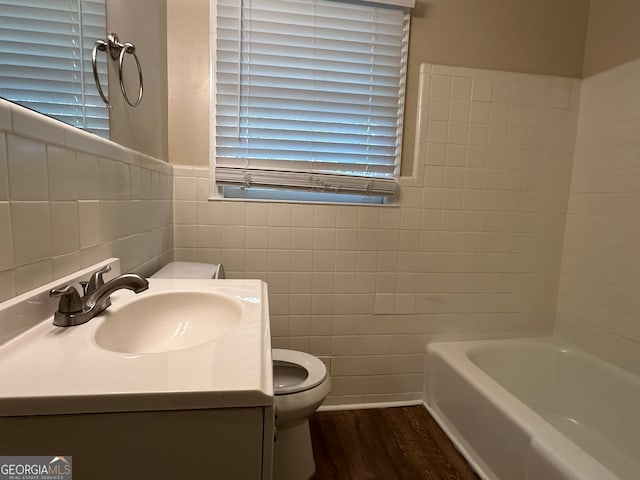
{"left": 213, "top": 0, "right": 410, "bottom": 198}
{"left": 0, "top": 0, "right": 109, "bottom": 137}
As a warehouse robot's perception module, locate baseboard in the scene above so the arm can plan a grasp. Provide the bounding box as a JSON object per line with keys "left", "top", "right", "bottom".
{"left": 317, "top": 399, "right": 424, "bottom": 412}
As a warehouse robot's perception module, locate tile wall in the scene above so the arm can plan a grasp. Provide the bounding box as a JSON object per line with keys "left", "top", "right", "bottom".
{"left": 0, "top": 99, "right": 173, "bottom": 302}
{"left": 556, "top": 57, "right": 640, "bottom": 375}
{"left": 173, "top": 64, "right": 581, "bottom": 405}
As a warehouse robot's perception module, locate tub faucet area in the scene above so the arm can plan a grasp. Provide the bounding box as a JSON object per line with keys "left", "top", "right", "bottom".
{"left": 50, "top": 267, "right": 149, "bottom": 327}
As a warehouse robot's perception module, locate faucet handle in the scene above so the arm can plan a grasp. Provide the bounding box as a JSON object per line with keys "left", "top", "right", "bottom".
{"left": 50, "top": 285, "right": 83, "bottom": 314}
{"left": 88, "top": 264, "right": 112, "bottom": 293}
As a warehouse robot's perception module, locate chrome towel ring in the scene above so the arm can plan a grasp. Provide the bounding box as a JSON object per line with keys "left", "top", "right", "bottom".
{"left": 91, "top": 33, "right": 143, "bottom": 107}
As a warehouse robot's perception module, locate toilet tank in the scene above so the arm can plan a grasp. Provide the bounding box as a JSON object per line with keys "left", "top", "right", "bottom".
{"left": 150, "top": 262, "right": 225, "bottom": 279}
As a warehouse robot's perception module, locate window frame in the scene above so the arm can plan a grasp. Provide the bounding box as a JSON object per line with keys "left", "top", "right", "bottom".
{"left": 208, "top": 0, "right": 412, "bottom": 205}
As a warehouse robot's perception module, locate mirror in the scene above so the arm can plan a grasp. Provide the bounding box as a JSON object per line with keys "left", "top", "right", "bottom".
{"left": 0, "top": 0, "right": 168, "bottom": 161}
{"left": 0, "top": 0, "right": 110, "bottom": 137}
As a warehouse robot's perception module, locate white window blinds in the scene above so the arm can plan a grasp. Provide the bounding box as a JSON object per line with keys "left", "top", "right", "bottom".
{"left": 212, "top": 0, "right": 410, "bottom": 199}
{"left": 0, "top": 0, "right": 109, "bottom": 137}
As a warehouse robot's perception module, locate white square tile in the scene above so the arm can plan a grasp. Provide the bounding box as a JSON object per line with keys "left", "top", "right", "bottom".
{"left": 47, "top": 145, "right": 77, "bottom": 201}
{"left": 488, "top": 126, "right": 508, "bottom": 147}
{"left": 52, "top": 252, "right": 81, "bottom": 279}
{"left": 448, "top": 123, "right": 468, "bottom": 145}
{"left": 374, "top": 293, "right": 395, "bottom": 314}
{"left": 7, "top": 134, "right": 48, "bottom": 200}
{"left": 291, "top": 227, "right": 313, "bottom": 249}
{"left": 357, "top": 208, "right": 380, "bottom": 229}
{"left": 472, "top": 78, "right": 493, "bottom": 102}
{"left": 449, "top": 100, "right": 470, "bottom": 122}
{"left": 115, "top": 162, "right": 131, "bottom": 199}
{"left": 444, "top": 167, "right": 465, "bottom": 189}
{"left": 14, "top": 260, "right": 52, "bottom": 295}
{"left": 99, "top": 158, "right": 117, "bottom": 200}
{"left": 425, "top": 143, "right": 446, "bottom": 166}
{"left": 174, "top": 176, "right": 198, "bottom": 201}
{"left": 291, "top": 205, "right": 315, "bottom": 227}
{"left": 139, "top": 169, "right": 152, "bottom": 199}
{"left": 129, "top": 166, "right": 142, "bottom": 198}
{"left": 444, "top": 145, "right": 465, "bottom": 167}
{"left": 245, "top": 203, "right": 269, "bottom": 226}
{"left": 395, "top": 294, "right": 415, "bottom": 314}
{"left": 550, "top": 85, "right": 572, "bottom": 109}
{"left": 334, "top": 229, "right": 357, "bottom": 250}
{"left": 0, "top": 134, "right": 8, "bottom": 201}
{"left": 314, "top": 228, "right": 337, "bottom": 250}
{"left": 245, "top": 249, "right": 268, "bottom": 271}
{"left": 492, "top": 80, "right": 512, "bottom": 104}
{"left": 0, "top": 203, "right": 14, "bottom": 271}
{"left": 490, "top": 103, "right": 510, "bottom": 125}
{"left": 314, "top": 205, "right": 337, "bottom": 228}
{"left": 268, "top": 204, "right": 291, "bottom": 226}
{"left": 78, "top": 200, "right": 103, "bottom": 248}
{"left": 427, "top": 121, "right": 448, "bottom": 143}
{"left": 268, "top": 227, "right": 292, "bottom": 249}
{"left": 430, "top": 75, "right": 452, "bottom": 98}
{"left": 468, "top": 124, "right": 489, "bottom": 146}
{"left": 467, "top": 146, "right": 487, "bottom": 167}
{"left": 0, "top": 269, "right": 15, "bottom": 302}
{"left": 0, "top": 100, "right": 12, "bottom": 131}
{"left": 509, "top": 105, "right": 529, "bottom": 127}
{"left": 50, "top": 201, "right": 80, "bottom": 256}
{"left": 428, "top": 97, "right": 450, "bottom": 121}
{"left": 77, "top": 153, "right": 101, "bottom": 200}
{"left": 451, "top": 77, "right": 472, "bottom": 100}
{"left": 11, "top": 202, "right": 51, "bottom": 265}
{"left": 470, "top": 102, "right": 491, "bottom": 124}
{"left": 291, "top": 250, "right": 313, "bottom": 272}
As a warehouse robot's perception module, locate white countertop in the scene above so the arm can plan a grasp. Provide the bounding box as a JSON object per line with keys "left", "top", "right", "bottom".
{"left": 0, "top": 262, "right": 273, "bottom": 417}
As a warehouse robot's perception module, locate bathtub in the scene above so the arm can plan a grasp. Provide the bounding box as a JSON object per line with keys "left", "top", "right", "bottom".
{"left": 425, "top": 338, "right": 640, "bottom": 480}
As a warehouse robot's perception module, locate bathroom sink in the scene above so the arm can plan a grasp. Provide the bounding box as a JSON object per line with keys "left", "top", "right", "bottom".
{"left": 94, "top": 291, "right": 243, "bottom": 354}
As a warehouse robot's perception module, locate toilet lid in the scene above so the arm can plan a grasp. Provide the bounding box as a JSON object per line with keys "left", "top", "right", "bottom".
{"left": 272, "top": 349, "right": 328, "bottom": 395}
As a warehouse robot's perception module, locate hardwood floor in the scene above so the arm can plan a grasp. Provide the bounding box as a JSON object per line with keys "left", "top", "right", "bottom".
{"left": 309, "top": 406, "right": 479, "bottom": 480}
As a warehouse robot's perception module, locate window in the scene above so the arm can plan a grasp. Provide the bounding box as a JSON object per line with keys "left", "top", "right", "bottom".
{"left": 0, "top": 0, "right": 109, "bottom": 137}
{"left": 211, "top": 0, "right": 412, "bottom": 204}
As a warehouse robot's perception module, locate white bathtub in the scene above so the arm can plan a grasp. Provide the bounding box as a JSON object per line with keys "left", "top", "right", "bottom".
{"left": 426, "top": 338, "right": 640, "bottom": 480}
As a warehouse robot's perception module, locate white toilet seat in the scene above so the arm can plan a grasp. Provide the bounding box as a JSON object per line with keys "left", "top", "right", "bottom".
{"left": 273, "top": 349, "right": 327, "bottom": 395}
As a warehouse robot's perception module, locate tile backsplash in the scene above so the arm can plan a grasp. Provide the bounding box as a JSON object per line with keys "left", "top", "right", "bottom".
{"left": 0, "top": 99, "right": 173, "bottom": 302}
{"left": 556, "top": 57, "right": 640, "bottom": 375}
{"left": 174, "top": 64, "right": 581, "bottom": 404}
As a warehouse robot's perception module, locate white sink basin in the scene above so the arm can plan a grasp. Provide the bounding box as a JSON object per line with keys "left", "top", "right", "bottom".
{"left": 94, "top": 291, "right": 243, "bottom": 354}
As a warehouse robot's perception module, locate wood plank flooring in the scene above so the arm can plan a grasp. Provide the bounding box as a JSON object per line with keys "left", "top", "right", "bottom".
{"left": 309, "top": 406, "right": 479, "bottom": 480}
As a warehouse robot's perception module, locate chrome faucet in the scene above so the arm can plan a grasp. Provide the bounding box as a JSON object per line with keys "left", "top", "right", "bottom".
{"left": 50, "top": 265, "right": 149, "bottom": 327}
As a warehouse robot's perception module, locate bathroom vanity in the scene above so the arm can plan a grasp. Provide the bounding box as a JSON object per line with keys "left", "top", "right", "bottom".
{"left": 0, "top": 259, "right": 275, "bottom": 480}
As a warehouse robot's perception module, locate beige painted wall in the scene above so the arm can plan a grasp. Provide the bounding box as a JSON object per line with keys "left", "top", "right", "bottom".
{"left": 583, "top": 0, "right": 640, "bottom": 77}
{"left": 167, "top": 0, "right": 211, "bottom": 167}
{"left": 107, "top": 0, "right": 168, "bottom": 160}
{"left": 165, "top": 0, "right": 590, "bottom": 171}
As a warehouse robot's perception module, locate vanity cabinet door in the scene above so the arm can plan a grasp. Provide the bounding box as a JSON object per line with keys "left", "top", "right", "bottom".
{"left": 0, "top": 407, "right": 265, "bottom": 479}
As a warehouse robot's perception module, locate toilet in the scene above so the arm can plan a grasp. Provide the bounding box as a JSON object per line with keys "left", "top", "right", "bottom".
{"left": 272, "top": 348, "right": 331, "bottom": 480}
{"left": 151, "top": 262, "right": 331, "bottom": 480}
